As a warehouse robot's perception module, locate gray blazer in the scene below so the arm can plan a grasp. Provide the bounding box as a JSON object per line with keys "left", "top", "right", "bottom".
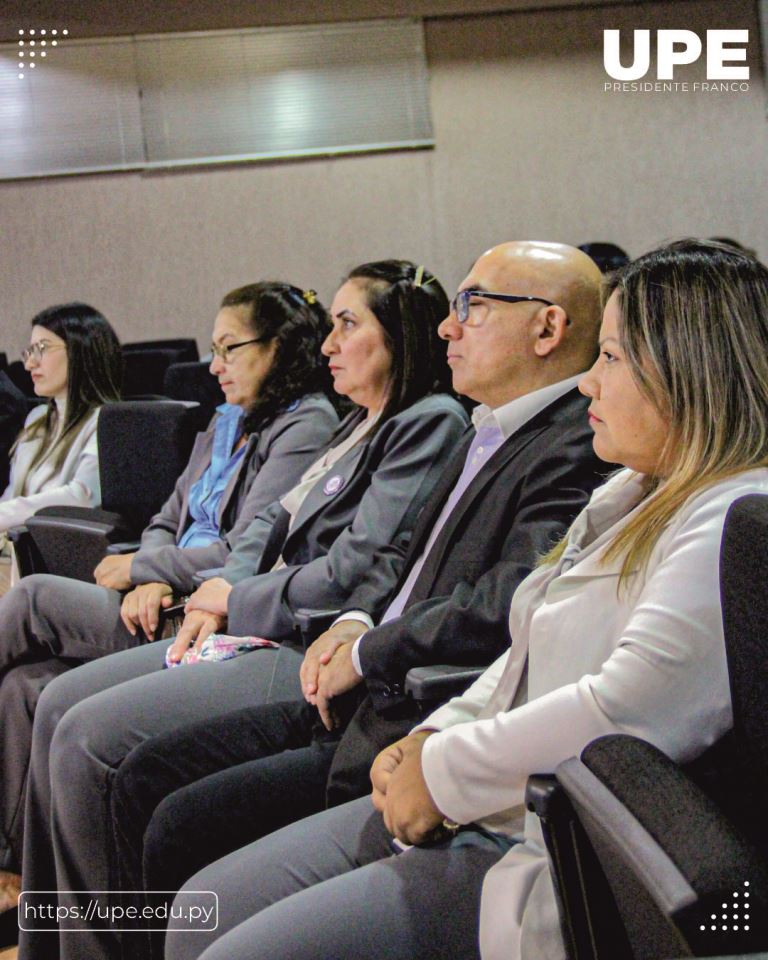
{"left": 223, "top": 394, "right": 469, "bottom": 641}
{"left": 129, "top": 394, "right": 338, "bottom": 594}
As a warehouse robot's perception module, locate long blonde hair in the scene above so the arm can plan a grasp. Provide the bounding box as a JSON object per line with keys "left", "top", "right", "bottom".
{"left": 546, "top": 239, "right": 768, "bottom": 582}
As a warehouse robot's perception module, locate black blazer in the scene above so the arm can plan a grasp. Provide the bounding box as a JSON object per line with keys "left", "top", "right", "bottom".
{"left": 325, "top": 388, "right": 612, "bottom": 805}
{"left": 222, "top": 394, "right": 468, "bottom": 641}
{"left": 346, "top": 387, "right": 612, "bottom": 712}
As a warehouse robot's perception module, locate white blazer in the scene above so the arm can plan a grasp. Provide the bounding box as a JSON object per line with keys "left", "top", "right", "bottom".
{"left": 418, "top": 467, "right": 768, "bottom": 960}
{"left": 0, "top": 402, "right": 101, "bottom": 534}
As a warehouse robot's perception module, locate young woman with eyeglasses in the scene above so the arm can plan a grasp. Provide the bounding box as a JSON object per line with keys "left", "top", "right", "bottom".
{"left": 0, "top": 303, "right": 122, "bottom": 540}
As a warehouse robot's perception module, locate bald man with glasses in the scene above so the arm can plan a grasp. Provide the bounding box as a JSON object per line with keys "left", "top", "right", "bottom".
{"left": 109, "top": 242, "right": 614, "bottom": 926}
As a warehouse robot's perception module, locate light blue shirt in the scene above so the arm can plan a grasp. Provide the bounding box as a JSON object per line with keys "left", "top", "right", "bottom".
{"left": 178, "top": 403, "right": 246, "bottom": 549}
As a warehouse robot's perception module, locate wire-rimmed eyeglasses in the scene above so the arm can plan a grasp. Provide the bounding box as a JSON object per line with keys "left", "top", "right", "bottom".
{"left": 21, "top": 341, "right": 66, "bottom": 364}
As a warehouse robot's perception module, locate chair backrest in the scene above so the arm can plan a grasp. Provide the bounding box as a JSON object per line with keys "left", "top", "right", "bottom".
{"left": 5, "top": 359, "right": 36, "bottom": 396}
{"left": 577, "top": 242, "right": 630, "bottom": 274}
{"left": 559, "top": 735, "right": 768, "bottom": 959}
{"left": 121, "top": 349, "right": 180, "bottom": 398}
{"left": 718, "top": 493, "right": 768, "bottom": 855}
{"left": 163, "top": 360, "right": 221, "bottom": 425}
{"left": 0, "top": 369, "right": 30, "bottom": 490}
{"left": 98, "top": 400, "right": 206, "bottom": 530}
{"left": 122, "top": 338, "right": 199, "bottom": 363}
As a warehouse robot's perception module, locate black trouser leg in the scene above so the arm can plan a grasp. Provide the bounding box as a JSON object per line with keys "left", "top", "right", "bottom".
{"left": 110, "top": 698, "right": 338, "bottom": 960}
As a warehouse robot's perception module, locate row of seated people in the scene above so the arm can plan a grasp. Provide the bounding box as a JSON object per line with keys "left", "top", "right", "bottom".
{"left": 0, "top": 242, "right": 633, "bottom": 457}
{"left": 0, "top": 238, "right": 766, "bottom": 960}
{"left": 1, "top": 240, "right": 631, "bottom": 493}
{"left": 0, "top": 242, "right": 631, "bottom": 543}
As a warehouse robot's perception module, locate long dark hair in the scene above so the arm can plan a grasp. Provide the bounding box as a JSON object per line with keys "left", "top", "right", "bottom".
{"left": 219, "top": 282, "right": 333, "bottom": 434}
{"left": 344, "top": 260, "right": 453, "bottom": 429}
{"left": 21, "top": 302, "right": 122, "bottom": 472}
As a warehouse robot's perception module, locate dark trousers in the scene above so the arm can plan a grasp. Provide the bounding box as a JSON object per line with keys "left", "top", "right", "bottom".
{"left": 110, "top": 699, "right": 341, "bottom": 959}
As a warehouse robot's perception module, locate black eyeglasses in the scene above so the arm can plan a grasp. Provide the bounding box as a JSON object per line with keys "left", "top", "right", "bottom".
{"left": 209, "top": 337, "right": 269, "bottom": 361}
{"left": 450, "top": 289, "right": 562, "bottom": 326}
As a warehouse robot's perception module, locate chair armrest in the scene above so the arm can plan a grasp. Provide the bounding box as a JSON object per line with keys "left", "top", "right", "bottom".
{"left": 23, "top": 508, "right": 135, "bottom": 583}
{"left": 525, "top": 770, "right": 631, "bottom": 960}
{"left": 106, "top": 541, "right": 142, "bottom": 555}
{"left": 293, "top": 608, "right": 343, "bottom": 649}
{"left": 404, "top": 665, "right": 484, "bottom": 704}
{"left": 524, "top": 773, "right": 561, "bottom": 819}
{"left": 6, "top": 525, "right": 44, "bottom": 579}
{"left": 154, "top": 600, "right": 188, "bottom": 642}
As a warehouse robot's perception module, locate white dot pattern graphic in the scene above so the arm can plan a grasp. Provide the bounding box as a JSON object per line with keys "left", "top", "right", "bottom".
{"left": 702, "top": 882, "right": 753, "bottom": 934}
{"left": 16, "top": 28, "right": 68, "bottom": 78}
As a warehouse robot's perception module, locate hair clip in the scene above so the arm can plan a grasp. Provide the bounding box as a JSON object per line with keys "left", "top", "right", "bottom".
{"left": 413, "top": 265, "right": 425, "bottom": 287}
{"left": 302, "top": 289, "right": 318, "bottom": 305}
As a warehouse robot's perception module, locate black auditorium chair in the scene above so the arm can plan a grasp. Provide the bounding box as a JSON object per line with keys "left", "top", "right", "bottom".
{"left": 121, "top": 348, "right": 183, "bottom": 399}
{"left": 8, "top": 400, "right": 206, "bottom": 583}
{"left": 577, "top": 242, "right": 630, "bottom": 275}
{"left": 5, "top": 359, "right": 36, "bottom": 397}
{"left": 121, "top": 339, "right": 199, "bottom": 398}
{"left": 0, "top": 370, "right": 30, "bottom": 490}
{"left": 550, "top": 734, "right": 768, "bottom": 960}
{"left": 163, "top": 360, "right": 221, "bottom": 425}
{"left": 122, "top": 338, "right": 199, "bottom": 363}
{"left": 525, "top": 493, "right": 768, "bottom": 960}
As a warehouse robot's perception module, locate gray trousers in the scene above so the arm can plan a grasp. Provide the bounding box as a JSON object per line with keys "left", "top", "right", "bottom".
{"left": 0, "top": 574, "right": 137, "bottom": 872}
{"left": 166, "top": 796, "right": 506, "bottom": 960}
{"left": 18, "top": 602, "right": 304, "bottom": 960}
{"left": 0, "top": 659, "right": 71, "bottom": 871}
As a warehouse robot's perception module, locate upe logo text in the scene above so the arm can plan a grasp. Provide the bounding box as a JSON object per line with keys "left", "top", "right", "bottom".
{"left": 604, "top": 30, "right": 749, "bottom": 81}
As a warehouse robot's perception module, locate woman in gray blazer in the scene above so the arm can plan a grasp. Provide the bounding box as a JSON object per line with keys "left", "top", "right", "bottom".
{"left": 19, "top": 260, "right": 468, "bottom": 960}
{"left": 0, "top": 281, "right": 337, "bottom": 896}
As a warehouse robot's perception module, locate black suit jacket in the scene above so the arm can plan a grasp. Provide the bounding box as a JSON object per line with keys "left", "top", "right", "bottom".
{"left": 326, "top": 387, "right": 612, "bottom": 804}
{"left": 348, "top": 387, "right": 611, "bottom": 712}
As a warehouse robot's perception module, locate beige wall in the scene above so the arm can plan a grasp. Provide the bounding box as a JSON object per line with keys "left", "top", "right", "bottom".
{"left": 1, "top": 0, "right": 765, "bottom": 355}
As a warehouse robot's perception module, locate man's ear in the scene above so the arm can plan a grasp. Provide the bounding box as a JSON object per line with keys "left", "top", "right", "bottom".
{"left": 533, "top": 306, "right": 569, "bottom": 357}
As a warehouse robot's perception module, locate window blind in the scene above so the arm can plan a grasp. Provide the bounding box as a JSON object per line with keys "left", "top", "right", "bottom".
{"left": 0, "top": 19, "right": 433, "bottom": 181}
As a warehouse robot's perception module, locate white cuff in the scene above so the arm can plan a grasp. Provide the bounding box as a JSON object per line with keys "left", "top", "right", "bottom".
{"left": 331, "top": 611, "right": 374, "bottom": 677}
